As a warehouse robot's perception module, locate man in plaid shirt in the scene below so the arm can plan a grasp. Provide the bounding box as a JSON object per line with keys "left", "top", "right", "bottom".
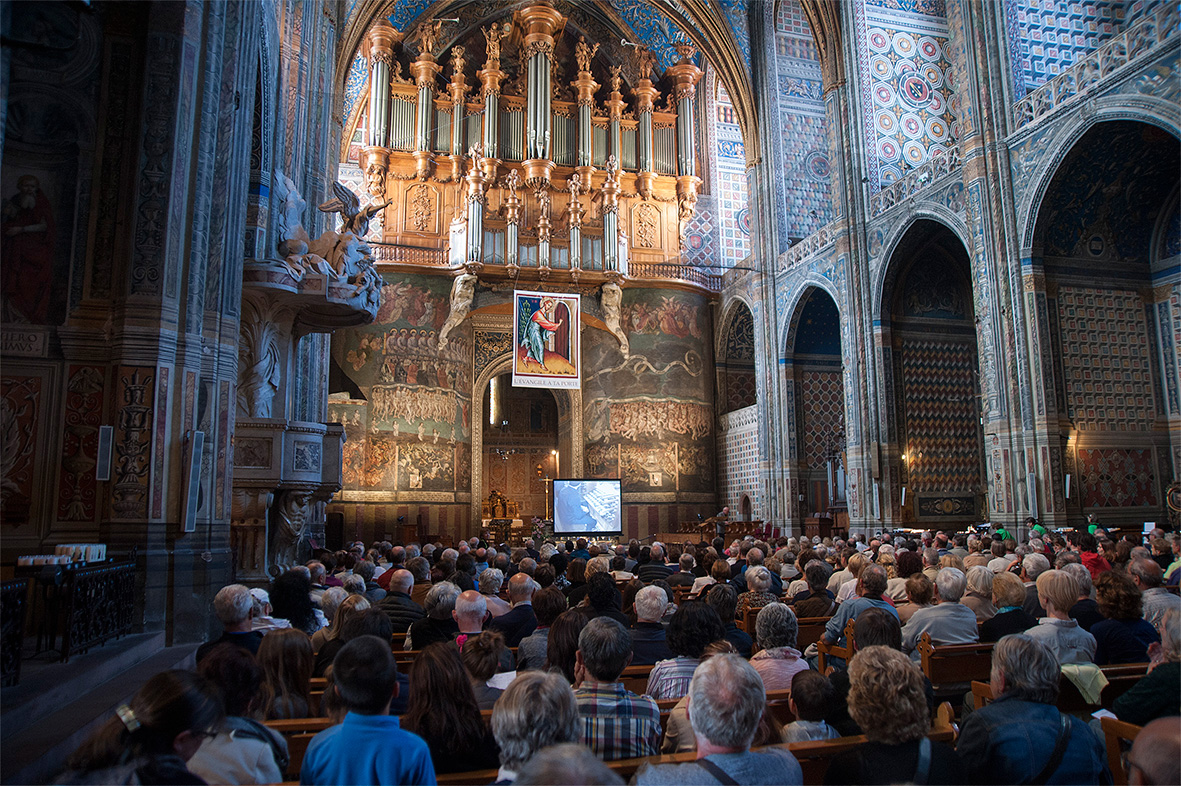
{"left": 573, "top": 617, "right": 662, "bottom": 761}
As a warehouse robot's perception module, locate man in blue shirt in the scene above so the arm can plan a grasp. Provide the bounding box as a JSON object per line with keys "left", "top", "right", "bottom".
{"left": 300, "top": 635, "right": 436, "bottom": 786}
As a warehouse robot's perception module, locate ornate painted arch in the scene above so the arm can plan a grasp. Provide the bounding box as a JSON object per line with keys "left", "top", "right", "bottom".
{"left": 872, "top": 209, "right": 973, "bottom": 328}
{"left": 1015, "top": 96, "right": 1181, "bottom": 254}
{"left": 778, "top": 273, "right": 841, "bottom": 356}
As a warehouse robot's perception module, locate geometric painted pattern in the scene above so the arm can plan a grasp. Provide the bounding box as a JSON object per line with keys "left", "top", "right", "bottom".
{"left": 343, "top": 53, "right": 368, "bottom": 124}
{"left": 800, "top": 371, "right": 845, "bottom": 469}
{"left": 718, "top": 408, "right": 760, "bottom": 517}
{"left": 856, "top": 0, "right": 958, "bottom": 189}
{"left": 900, "top": 338, "right": 983, "bottom": 492}
{"left": 775, "top": 1, "right": 833, "bottom": 238}
{"left": 1009, "top": 0, "right": 1138, "bottom": 94}
{"left": 1078, "top": 447, "right": 1157, "bottom": 507}
{"left": 715, "top": 82, "right": 750, "bottom": 268}
{"left": 1056, "top": 287, "right": 1156, "bottom": 431}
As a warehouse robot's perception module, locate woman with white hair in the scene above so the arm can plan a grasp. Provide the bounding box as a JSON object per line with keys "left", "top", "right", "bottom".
{"left": 961, "top": 565, "right": 997, "bottom": 622}
{"left": 1112, "top": 608, "right": 1181, "bottom": 725}
{"left": 749, "top": 603, "right": 808, "bottom": 691}
{"left": 310, "top": 587, "right": 348, "bottom": 650}
{"left": 479, "top": 567, "right": 512, "bottom": 617}
{"left": 735, "top": 566, "right": 778, "bottom": 622}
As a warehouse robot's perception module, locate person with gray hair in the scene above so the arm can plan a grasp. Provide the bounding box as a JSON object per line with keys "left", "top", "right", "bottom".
{"left": 405, "top": 555, "right": 432, "bottom": 607}
{"left": 1020, "top": 552, "right": 1052, "bottom": 618}
{"left": 1062, "top": 562, "right": 1103, "bottom": 631}
{"left": 573, "top": 617, "right": 662, "bottom": 760}
{"left": 735, "top": 565, "right": 778, "bottom": 622}
{"left": 514, "top": 743, "right": 623, "bottom": 786}
{"left": 404, "top": 580, "right": 460, "bottom": 650}
{"left": 378, "top": 569, "right": 424, "bottom": 634}
{"left": 491, "top": 672, "right": 582, "bottom": 783}
{"left": 750, "top": 602, "right": 808, "bottom": 691}
{"left": 962, "top": 565, "right": 997, "bottom": 622}
{"left": 901, "top": 567, "right": 979, "bottom": 659}
{"left": 638, "top": 544, "right": 673, "bottom": 583}
{"left": 631, "top": 586, "right": 674, "bottom": 665}
{"left": 1128, "top": 557, "right": 1181, "bottom": 631}
{"left": 922, "top": 547, "right": 941, "bottom": 581}
{"left": 957, "top": 634, "right": 1110, "bottom": 784}
{"left": 197, "top": 584, "right": 263, "bottom": 662}
{"left": 480, "top": 567, "right": 512, "bottom": 617}
{"left": 634, "top": 654, "right": 804, "bottom": 785}
{"left": 487, "top": 572, "right": 538, "bottom": 647}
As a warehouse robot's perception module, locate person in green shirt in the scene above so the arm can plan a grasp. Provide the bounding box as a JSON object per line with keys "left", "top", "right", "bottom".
{"left": 993, "top": 524, "right": 1012, "bottom": 542}
{"left": 1026, "top": 516, "right": 1049, "bottom": 539}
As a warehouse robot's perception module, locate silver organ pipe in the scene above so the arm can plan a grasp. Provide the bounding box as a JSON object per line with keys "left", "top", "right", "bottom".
{"left": 390, "top": 96, "right": 417, "bottom": 151}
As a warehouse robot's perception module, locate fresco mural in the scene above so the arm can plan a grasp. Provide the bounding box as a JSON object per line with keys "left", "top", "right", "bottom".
{"left": 329, "top": 272, "right": 472, "bottom": 496}
{"left": 583, "top": 287, "right": 715, "bottom": 495}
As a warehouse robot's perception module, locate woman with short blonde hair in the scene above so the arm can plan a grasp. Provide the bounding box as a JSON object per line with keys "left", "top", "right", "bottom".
{"left": 1026, "top": 570, "right": 1096, "bottom": 664}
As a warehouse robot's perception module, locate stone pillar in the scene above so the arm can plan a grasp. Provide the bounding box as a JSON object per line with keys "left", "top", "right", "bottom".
{"left": 667, "top": 43, "right": 702, "bottom": 228}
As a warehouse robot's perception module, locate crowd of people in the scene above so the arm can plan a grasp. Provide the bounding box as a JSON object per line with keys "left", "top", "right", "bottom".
{"left": 54, "top": 525, "right": 1181, "bottom": 785}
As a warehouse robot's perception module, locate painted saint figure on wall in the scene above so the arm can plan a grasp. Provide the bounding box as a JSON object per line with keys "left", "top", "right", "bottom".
{"left": 1, "top": 175, "right": 55, "bottom": 324}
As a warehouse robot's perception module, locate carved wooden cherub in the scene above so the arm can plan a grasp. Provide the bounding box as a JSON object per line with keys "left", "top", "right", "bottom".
{"left": 575, "top": 36, "right": 600, "bottom": 73}
{"left": 483, "top": 22, "right": 511, "bottom": 61}
{"left": 413, "top": 20, "right": 444, "bottom": 55}
{"left": 635, "top": 46, "right": 657, "bottom": 79}
{"left": 502, "top": 168, "right": 522, "bottom": 201}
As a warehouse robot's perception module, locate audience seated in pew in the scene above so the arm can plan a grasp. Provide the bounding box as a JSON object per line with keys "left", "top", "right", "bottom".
{"left": 300, "top": 635, "right": 435, "bottom": 785}
{"left": 489, "top": 670, "right": 581, "bottom": 784}
{"left": 957, "top": 634, "right": 1110, "bottom": 785}
{"left": 791, "top": 561, "right": 838, "bottom": 618}
{"left": 631, "top": 586, "right": 675, "bottom": 665}
{"left": 635, "top": 653, "right": 804, "bottom": 785}
{"left": 1111, "top": 608, "right": 1180, "bottom": 726}
{"left": 516, "top": 586, "right": 567, "bottom": 671}
{"left": 707, "top": 584, "right": 753, "bottom": 658}
{"left": 189, "top": 644, "right": 289, "bottom": 785}
{"left": 582, "top": 572, "right": 633, "bottom": 628}
{"left": 196, "top": 584, "right": 265, "bottom": 663}
{"left": 56, "top": 670, "right": 224, "bottom": 785}
{"left": 486, "top": 573, "right": 539, "bottom": 646}
{"left": 402, "top": 641, "right": 500, "bottom": 774}
{"left": 1026, "top": 570, "right": 1097, "bottom": 665}
{"left": 573, "top": 617, "right": 662, "bottom": 760}
{"left": 405, "top": 582, "right": 461, "bottom": 651}
{"left": 647, "top": 602, "right": 727, "bottom": 700}
{"left": 1124, "top": 717, "right": 1181, "bottom": 786}
{"left": 824, "top": 646, "right": 966, "bottom": 785}
{"left": 1092, "top": 571, "right": 1160, "bottom": 665}
{"left": 461, "top": 631, "right": 510, "bottom": 709}
{"left": 259, "top": 627, "right": 315, "bottom": 720}
{"left": 900, "top": 567, "right": 979, "bottom": 660}
{"left": 379, "top": 569, "right": 425, "bottom": 633}
{"left": 514, "top": 743, "right": 623, "bottom": 786}
{"left": 749, "top": 602, "right": 809, "bottom": 691}
{"left": 979, "top": 571, "right": 1037, "bottom": 642}
{"left": 311, "top": 587, "right": 348, "bottom": 651}
{"left": 783, "top": 671, "right": 840, "bottom": 744}
{"left": 961, "top": 566, "right": 998, "bottom": 622}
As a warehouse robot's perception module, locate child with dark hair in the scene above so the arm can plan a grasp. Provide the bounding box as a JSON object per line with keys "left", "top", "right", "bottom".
{"left": 782, "top": 670, "right": 840, "bottom": 743}
{"left": 299, "top": 636, "right": 435, "bottom": 786}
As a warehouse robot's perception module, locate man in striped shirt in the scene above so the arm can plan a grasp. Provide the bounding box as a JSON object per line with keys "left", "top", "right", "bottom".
{"left": 573, "top": 617, "right": 662, "bottom": 761}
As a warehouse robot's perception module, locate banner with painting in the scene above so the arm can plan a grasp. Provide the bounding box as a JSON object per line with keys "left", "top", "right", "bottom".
{"left": 512, "top": 290, "right": 580, "bottom": 389}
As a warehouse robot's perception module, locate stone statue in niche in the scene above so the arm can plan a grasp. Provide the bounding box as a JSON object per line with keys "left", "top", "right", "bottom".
{"left": 601, "top": 281, "right": 630, "bottom": 357}
{"left": 438, "top": 271, "right": 477, "bottom": 350}
{"left": 575, "top": 36, "right": 599, "bottom": 73}
{"left": 271, "top": 489, "right": 311, "bottom": 576}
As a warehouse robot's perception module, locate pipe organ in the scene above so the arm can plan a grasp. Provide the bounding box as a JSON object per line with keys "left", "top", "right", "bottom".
{"left": 352, "top": 2, "right": 703, "bottom": 280}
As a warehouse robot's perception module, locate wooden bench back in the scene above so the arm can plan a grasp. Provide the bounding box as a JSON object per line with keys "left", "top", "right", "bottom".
{"left": 917, "top": 633, "right": 993, "bottom": 686}
{"left": 620, "top": 663, "right": 655, "bottom": 694}
{"left": 795, "top": 616, "right": 833, "bottom": 652}
{"left": 972, "top": 662, "right": 1148, "bottom": 716}
{"left": 816, "top": 618, "right": 854, "bottom": 672}
{"left": 1100, "top": 716, "right": 1142, "bottom": 786}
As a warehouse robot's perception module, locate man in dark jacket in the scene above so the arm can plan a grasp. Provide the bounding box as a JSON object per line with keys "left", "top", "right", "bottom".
{"left": 486, "top": 572, "right": 538, "bottom": 647}
{"left": 379, "top": 569, "right": 424, "bottom": 634}
{"left": 630, "top": 586, "right": 674, "bottom": 665}
{"left": 706, "top": 583, "right": 752, "bottom": 658}
{"left": 637, "top": 544, "right": 674, "bottom": 583}
{"left": 666, "top": 554, "right": 697, "bottom": 589}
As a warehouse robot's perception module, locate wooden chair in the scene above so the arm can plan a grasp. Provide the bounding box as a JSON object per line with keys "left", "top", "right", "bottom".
{"left": 1100, "top": 716, "right": 1142, "bottom": 786}
{"left": 739, "top": 604, "right": 761, "bottom": 638}
{"left": 816, "top": 618, "right": 854, "bottom": 672}
{"left": 265, "top": 718, "right": 335, "bottom": 781}
{"left": 916, "top": 633, "right": 993, "bottom": 693}
{"left": 795, "top": 616, "right": 834, "bottom": 651}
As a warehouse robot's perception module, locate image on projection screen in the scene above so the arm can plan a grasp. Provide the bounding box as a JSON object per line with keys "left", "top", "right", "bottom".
{"left": 553, "top": 479, "right": 622, "bottom": 534}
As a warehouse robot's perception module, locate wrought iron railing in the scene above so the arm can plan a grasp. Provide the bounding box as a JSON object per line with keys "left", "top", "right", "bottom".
{"left": 61, "top": 556, "right": 136, "bottom": 662}
{"left": 1, "top": 578, "right": 28, "bottom": 686}
{"left": 1012, "top": 3, "right": 1179, "bottom": 130}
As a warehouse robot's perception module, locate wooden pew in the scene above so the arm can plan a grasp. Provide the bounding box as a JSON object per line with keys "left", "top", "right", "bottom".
{"left": 816, "top": 618, "right": 854, "bottom": 672}
{"left": 971, "top": 662, "right": 1149, "bottom": 716}
{"left": 620, "top": 663, "right": 655, "bottom": 694}
{"left": 1100, "top": 716, "right": 1142, "bottom": 786}
{"left": 796, "top": 616, "right": 833, "bottom": 651}
{"left": 917, "top": 633, "right": 993, "bottom": 692}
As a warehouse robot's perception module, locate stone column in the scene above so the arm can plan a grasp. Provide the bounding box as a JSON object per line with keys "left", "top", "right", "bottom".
{"left": 667, "top": 43, "right": 702, "bottom": 227}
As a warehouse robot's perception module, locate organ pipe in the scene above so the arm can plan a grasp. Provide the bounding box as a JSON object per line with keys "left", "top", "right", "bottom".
{"left": 409, "top": 20, "right": 444, "bottom": 180}
{"left": 667, "top": 43, "right": 703, "bottom": 225}
{"left": 517, "top": 3, "right": 563, "bottom": 189}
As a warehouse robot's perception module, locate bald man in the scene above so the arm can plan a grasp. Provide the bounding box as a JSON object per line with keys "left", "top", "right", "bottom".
{"left": 486, "top": 572, "right": 538, "bottom": 647}
{"left": 1127, "top": 717, "right": 1181, "bottom": 785}
{"left": 378, "top": 569, "right": 424, "bottom": 633}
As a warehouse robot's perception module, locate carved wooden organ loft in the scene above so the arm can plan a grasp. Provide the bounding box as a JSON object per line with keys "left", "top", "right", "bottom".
{"left": 351, "top": 3, "right": 716, "bottom": 289}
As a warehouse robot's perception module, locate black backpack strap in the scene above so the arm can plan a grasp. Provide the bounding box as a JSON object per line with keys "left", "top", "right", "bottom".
{"left": 226, "top": 716, "right": 290, "bottom": 772}
{"left": 913, "top": 737, "right": 932, "bottom": 785}
{"left": 697, "top": 757, "right": 740, "bottom": 786}
{"left": 1026, "top": 715, "right": 1072, "bottom": 785}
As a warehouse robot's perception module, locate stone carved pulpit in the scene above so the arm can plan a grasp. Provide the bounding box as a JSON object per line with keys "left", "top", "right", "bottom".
{"left": 231, "top": 173, "right": 381, "bottom": 582}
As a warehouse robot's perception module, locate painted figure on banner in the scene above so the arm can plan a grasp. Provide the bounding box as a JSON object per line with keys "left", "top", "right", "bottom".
{"left": 1, "top": 175, "right": 55, "bottom": 324}
{"left": 523, "top": 296, "right": 561, "bottom": 369}
{"left": 513, "top": 290, "right": 580, "bottom": 389}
